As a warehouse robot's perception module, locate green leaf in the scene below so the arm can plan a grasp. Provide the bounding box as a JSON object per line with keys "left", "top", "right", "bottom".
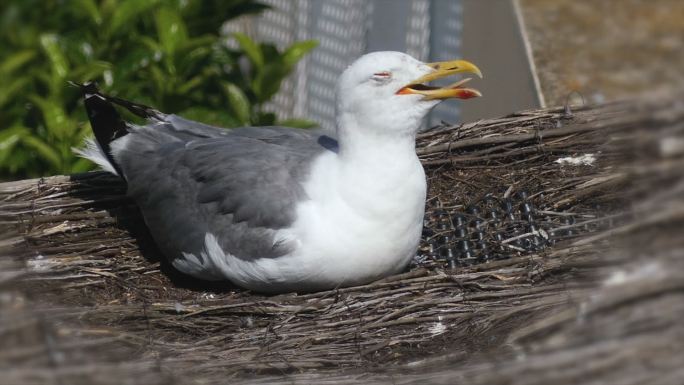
{"left": 183, "top": 1, "right": 270, "bottom": 33}
{"left": 0, "top": 126, "right": 28, "bottom": 148}
{"left": 177, "top": 75, "right": 203, "bottom": 95}
{"left": 0, "top": 77, "right": 30, "bottom": 109}
{"left": 223, "top": 82, "right": 251, "bottom": 125}
{"left": 70, "top": 60, "right": 112, "bottom": 83}
{"left": 254, "top": 111, "right": 276, "bottom": 126}
{"left": 40, "top": 34, "right": 69, "bottom": 79}
{"left": 70, "top": 157, "right": 95, "bottom": 173}
{"left": 29, "top": 96, "right": 73, "bottom": 141}
{"left": 233, "top": 32, "right": 264, "bottom": 70}
{"left": 278, "top": 118, "right": 319, "bottom": 129}
{"left": 254, "top": 64, "right": 287, "bottom": 103}
{"left": 109, "top": 0, "right": 159, "bottom": 35}
{"left": 155, "top": 6, "right": 188, "bottom": 56}
{"left": 259, "top": 43, "right": 281, "bottom": 63}
{"left": 137, "top": 36, "right": 163, "bottom": 53}
{"left": 112, "top": 47, "right": 154, "bottom": 81}
{"left": 0, "top": 126, "right": 29, "bottom": 168}
{"left": 148, "top": 65, "right": 168, "bottom": 98}
{"left": 283, "top": 40, "right": 318, "bottom": 68}
{"left": 180, "top": 107, "right": 239, "bottom": 128}
{"left": 21, "top": 134, "right": 62, "bottom": 170}
{"left": 0, "top": 0, "right": 315, "bottom": 178}
{"left": 183, "top": 35, "right": 217, "bottom": 51}
{"left": 0, "top": 50, "right": 37, "bottom": 75}
{"left": 74, "top": 0, "right": 103, "bottom": 25}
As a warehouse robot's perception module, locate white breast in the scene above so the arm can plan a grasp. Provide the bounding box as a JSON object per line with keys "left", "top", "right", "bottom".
{"left": 278, "top": 150, "right": 426, "bottom": 290}
{"left": 200, "top": 148, "right": 427, "bottom": 293}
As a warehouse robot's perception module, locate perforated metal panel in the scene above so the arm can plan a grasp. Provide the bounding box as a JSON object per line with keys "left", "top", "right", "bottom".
{"left": 406, "top": 0, "right": 431, "bottom": 61}
{"left": 428, "top": 0, "right": 464, "bottom": 126}
{"left": 254, "top": 0, "right": 302, "bottom": 120}
{"left": 305, "top": 0, "right": 368, "bottom": 130}
{"left": 226, "top": 0, "right": 465, "bottom": 130}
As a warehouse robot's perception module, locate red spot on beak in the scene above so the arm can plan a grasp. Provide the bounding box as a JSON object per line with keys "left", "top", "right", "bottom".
{"left": 396, "top": 87, "right": 414, "bottom": 95}
{"left": 458, "top": 89, "right": 480, "bottom": 99}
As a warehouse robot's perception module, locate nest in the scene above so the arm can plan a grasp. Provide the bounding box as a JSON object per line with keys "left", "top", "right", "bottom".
{"left": 1, "top": 91, "right": 683, "bottom": 384}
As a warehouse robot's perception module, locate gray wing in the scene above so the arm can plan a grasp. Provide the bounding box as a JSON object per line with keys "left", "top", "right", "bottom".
{"left": 114, "top": 115, "right": 335, "bottom": 273}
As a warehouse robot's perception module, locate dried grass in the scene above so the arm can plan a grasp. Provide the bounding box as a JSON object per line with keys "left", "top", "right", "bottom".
{"left": 1, "top": 91, "right": 683, "bottom": 384}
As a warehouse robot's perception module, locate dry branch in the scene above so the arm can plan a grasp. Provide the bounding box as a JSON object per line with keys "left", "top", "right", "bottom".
{"left": 1, "top": 91, "right": 683, "bottom": 384}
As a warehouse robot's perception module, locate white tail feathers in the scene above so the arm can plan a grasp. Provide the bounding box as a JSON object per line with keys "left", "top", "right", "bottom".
{"left": 72, "top": 138, "right": 120, "bottom": 176}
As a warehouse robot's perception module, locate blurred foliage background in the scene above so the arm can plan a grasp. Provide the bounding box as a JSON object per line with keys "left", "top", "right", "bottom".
{"left": 0, "top": 0, "right": 317, "bottom": 179}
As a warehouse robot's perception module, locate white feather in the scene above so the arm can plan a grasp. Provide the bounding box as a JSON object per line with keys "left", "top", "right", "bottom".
{"left": 192, "top": 140, "right": 427, "bottom": 293}
{"left": 73, "top": 138, "right": 119, "bottom": 176}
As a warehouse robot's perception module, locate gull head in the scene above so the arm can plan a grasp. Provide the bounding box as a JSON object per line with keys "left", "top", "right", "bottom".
{"left": 336, "top": 51, "right": 482, "bottom": 136}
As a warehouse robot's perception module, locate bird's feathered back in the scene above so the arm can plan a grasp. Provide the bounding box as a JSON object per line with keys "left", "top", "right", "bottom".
{"left": 78, "top": 84, "right": 335, "bottom": 279}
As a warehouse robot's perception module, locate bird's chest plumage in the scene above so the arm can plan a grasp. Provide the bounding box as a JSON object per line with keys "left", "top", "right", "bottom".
{"left": 284, "top": 151, "right": 427, "bottom": 287}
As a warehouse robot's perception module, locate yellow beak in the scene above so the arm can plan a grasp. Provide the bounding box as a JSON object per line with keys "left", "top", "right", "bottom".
{"left": 397, "top": 59, "right": 483, "bottom": 100}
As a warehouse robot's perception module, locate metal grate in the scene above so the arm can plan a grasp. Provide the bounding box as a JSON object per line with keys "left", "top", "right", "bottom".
{"left": 226, "top": 0, "right": 465, "bottom": 130}
{"left": 428, "top": 0, "right": 464, "bottom": 126}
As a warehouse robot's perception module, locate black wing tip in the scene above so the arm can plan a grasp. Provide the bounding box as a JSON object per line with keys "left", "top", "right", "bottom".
{"left": 81, "top": 82, "right": 101, "bottom": 98}
{"left": 71, "top": 80, "right": 164, "bottom": 121}
{"left": 78, "top": 81, "right": 128, "bottom": 177}
{"left": 69, "top": 80, "right": 101, "bottom": 97}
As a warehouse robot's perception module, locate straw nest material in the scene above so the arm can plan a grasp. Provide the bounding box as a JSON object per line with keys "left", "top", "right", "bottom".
{"left": 1, "top": 91, "right": 683, "bottom": 384}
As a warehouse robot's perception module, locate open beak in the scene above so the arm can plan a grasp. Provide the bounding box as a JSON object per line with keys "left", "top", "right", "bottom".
{"left": 397, "top": 59, "right": 483, "bottom": 100}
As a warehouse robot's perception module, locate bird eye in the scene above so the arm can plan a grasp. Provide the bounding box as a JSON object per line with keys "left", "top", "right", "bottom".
{"left": 371, "top": 71, "right": 392, "bottom": 82}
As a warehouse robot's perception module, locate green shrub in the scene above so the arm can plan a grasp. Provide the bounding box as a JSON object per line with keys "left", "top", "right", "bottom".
{"left": 0, "top": 0, "right": 317, "bottom": 179}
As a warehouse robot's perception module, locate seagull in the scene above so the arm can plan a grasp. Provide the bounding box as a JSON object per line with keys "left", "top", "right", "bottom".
{"left": 77, "top": 51, "right": 482, "bottom": 293}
